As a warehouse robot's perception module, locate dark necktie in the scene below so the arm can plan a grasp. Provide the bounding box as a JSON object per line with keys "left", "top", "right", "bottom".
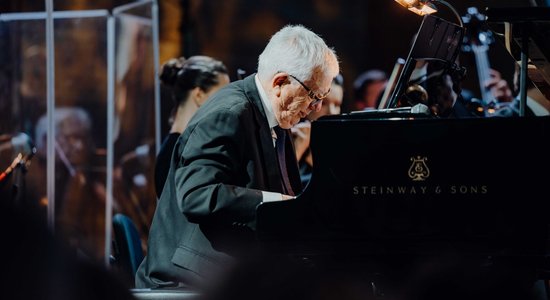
{"left": 274, "top": 126, "right": 295, "bottom": 196}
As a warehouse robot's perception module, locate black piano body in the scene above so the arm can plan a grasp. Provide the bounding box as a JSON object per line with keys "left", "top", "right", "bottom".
{"left": 256, "top": 114, "right": 550, "bottom": 277}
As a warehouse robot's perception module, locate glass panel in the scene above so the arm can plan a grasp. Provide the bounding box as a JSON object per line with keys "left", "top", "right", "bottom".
{"left": 0, "top": 11, "right": 110, "bottom": 262}
{"left": 53, "top": 14, "right": 109, "bottom": 262}
{"left": 113, "top": 2, "right": 158, "bottom": 253}
{"left": 0, "top": 16, "right": 47, "bottom": 214}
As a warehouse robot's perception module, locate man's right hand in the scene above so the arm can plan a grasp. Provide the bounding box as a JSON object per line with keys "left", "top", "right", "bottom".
{"left": 281, "top": 194, "right": 296, "bottom": 200}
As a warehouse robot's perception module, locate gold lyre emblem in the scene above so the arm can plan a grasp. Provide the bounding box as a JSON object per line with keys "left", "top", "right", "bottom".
{"left": 408, "top": 156, "right": 430, "bottom": 181}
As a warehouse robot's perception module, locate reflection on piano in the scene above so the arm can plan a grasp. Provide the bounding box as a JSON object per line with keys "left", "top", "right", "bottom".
{"left": 257, "top": 114, "right": 550, "bottom": 277}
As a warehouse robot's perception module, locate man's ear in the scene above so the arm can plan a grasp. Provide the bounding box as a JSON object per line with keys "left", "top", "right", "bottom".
{"left": 272, "top": 72, "right": 289, "bottom": 97}
{"left": 272, "top": 72, "right": 288, "bottom": 87}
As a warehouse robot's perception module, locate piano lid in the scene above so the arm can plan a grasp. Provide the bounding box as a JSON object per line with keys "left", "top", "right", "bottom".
{"left": 256, "top": 115, "right": 550, "bottom": 257}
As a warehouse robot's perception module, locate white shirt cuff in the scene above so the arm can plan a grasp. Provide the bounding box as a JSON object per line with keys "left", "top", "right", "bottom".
{"left": 261, "top": 191, "right": 284, "bottom": 202}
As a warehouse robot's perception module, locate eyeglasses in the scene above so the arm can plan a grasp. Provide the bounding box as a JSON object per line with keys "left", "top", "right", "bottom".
{"left": 287, "top": 74, "right": 330, "bottom": 107}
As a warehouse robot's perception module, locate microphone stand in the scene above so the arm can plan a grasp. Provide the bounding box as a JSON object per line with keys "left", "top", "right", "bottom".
{"left": 0, "top": 152, "right": 33, "bottom": 208}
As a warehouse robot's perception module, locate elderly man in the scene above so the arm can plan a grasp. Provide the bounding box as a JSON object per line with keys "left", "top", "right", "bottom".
{"left": 136, "top": 24, "right": 340, "bottom": 289}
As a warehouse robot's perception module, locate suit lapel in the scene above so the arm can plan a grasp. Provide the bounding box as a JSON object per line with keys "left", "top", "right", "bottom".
{"left": 241, "top": 75, "right": 283, "bottom": 193}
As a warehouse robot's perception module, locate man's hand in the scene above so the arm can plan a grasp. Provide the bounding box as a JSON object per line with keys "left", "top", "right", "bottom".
{"left": 485, "top": 69, "right": 513, "bottom": 103}
{"left": 281, "top": 194, "right": 296, "bottom": 200}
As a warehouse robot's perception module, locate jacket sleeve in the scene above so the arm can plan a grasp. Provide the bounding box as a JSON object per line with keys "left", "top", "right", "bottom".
{"left": 173, "top": 108, "right": 263, "bottom": 226}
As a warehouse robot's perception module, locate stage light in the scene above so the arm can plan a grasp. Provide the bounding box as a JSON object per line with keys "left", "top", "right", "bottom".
{"left": 395, "top": 0, "right": 463, "bottom": 27}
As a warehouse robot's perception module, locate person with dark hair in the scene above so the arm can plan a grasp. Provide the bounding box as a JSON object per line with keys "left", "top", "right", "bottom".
{"left": 155, "top": 56, "right": 229, "bottom": 197}
{"left": 352, "top": 69, "right": 387, "bottom": 111}
{"left": 136, "top": 24, "right": 339, "bottom": 290}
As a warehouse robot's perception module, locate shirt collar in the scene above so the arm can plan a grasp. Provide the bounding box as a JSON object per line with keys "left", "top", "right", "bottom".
{"left": 255, "top": 74, "right": 278, "bottom": 129}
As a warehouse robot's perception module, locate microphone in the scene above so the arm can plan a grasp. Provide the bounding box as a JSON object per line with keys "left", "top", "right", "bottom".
{"left": 350, "top": 103, "right": 431, "bottom": 116}
{"left": 0, "top": 133, "right": 37, "bottom": 182}
{"left": 0, "top": 133, "right": 37, "bottom": 162}
{"left": 11, "top": 133, "right": 36, "bottom": 161}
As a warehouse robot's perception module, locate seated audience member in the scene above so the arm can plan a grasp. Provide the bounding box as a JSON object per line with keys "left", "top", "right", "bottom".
{"left": 292, "top": 74, "right": 344, "bottom": 186}
{"left": 136, "top": 24, "right": 339, "bottom": 290}
{"left": 352, "top": 69, "right": 387, "bottom": 111}
{"left": 155, "top": 56, "right": 229, "bottom": 198}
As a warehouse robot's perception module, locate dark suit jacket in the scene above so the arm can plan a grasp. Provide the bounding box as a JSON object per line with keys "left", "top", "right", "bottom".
{"left": 135, "top": 74, "right": 302, "bottom": 289}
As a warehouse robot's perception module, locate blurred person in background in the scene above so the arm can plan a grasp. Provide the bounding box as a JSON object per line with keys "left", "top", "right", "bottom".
{"left": 352, "top": 69, "right": 387, "bottom": 111}
{"left": 155, "top": 55, "right": 229, "bottom": 198}
{"left": 27, "top": 107, "right": 107, "bottom": 261}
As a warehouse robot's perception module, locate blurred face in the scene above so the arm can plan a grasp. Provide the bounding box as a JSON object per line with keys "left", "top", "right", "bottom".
{"left": 56, "top": 119, "right": 92, "bottom": 167}
{"left": 308, "top": 83, "right": 343, "bottom": 121}
{"left": 364, "top": 80, "right": 387, "bottom": 108}
{"left": 274, "top": 71, "right": 332, "bottom": 129}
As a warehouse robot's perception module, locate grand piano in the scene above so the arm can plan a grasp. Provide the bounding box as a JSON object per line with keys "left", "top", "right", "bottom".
{"left": 257, "top": 114, "right": 550, "bottom": 257}
{"left": 255, "top": 12, "right": 550, "bottom": 286}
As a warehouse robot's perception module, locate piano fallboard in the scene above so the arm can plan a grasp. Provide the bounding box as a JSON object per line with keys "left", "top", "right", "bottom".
{"left": 257, "top": 115, "right": 550, "bottom": 259}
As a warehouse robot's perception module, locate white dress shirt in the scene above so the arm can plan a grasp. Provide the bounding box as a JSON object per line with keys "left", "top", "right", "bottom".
{"left": 254, "top": 75, "right": 286, "bottom": 202}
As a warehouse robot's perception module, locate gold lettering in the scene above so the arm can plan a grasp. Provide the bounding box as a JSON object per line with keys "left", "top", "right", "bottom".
{"left": 353, "top": 184, "right": 488, "bottom": 196}
{"left": 450, "top": 185, "right": 457, "bottom": 194}
{"left": 481, "top": 185, "right": 488, "bottom": 194}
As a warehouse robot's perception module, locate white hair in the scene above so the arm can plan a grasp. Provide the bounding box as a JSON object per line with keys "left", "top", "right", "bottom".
{"left": 257, "top": 24, "right": 339, "bottom": 83}
{"left": 35, "top": 107, "right": 92, "bottom": 151}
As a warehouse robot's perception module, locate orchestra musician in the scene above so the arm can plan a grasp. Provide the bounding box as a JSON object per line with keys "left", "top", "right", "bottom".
{"left": 155, "top": 56, "right": 230, "bottom": 198}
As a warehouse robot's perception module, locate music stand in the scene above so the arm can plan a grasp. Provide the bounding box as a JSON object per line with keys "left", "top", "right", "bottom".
{"left": 385, "top": 14, "right": 464, "bottom": 108}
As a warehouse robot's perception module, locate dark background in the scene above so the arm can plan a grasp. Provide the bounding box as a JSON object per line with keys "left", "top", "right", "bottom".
{"left": 0, "top": 0, "right": 543, "bottom": 114}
